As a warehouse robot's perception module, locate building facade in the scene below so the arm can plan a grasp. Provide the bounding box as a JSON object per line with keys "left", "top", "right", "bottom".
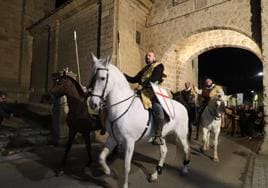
{"left": 1, "top": 0, "right": 268, "bottom": 152}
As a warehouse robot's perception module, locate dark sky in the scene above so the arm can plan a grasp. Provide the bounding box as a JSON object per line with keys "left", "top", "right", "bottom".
{"left": 198, "top": 47, "right": 263, "bottom": 95}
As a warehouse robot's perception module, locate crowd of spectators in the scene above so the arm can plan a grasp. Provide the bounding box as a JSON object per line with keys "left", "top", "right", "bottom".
{"left": 224, "top": 104, "right": 264, "bottom": 140}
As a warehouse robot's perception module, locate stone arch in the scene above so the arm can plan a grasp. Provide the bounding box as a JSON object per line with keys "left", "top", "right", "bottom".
{"left": 161, "top": 29, "right": 263, "bottom": 91}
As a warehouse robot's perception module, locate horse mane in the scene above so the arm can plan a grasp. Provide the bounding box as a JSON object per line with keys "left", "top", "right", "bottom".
{"left": 66, "top": 75, "right": 86, "bottom": 98}
{"left": 109, "top": 64, "right": 132, "bottom": 89}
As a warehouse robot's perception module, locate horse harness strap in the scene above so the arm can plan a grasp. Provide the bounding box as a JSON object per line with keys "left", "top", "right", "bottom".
{"left": 103, "top": 94, "right": 136, "bottom": 109}
{"left": 136, "top": 110, "right": 151, "bottom": 142}
{"left": 90, "top": 68, "right": 109, "bottom": 101}
{"left": 110, "top": 94, "right": 137, "bottom": 143}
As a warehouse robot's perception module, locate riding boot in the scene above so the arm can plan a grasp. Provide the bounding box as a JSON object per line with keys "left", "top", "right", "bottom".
{"left": 152, "top": 118, "right": 165, "bottom": 145}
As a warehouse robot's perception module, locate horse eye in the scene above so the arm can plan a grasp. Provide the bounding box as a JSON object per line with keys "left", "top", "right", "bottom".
{"left": 100, "top": 77, "right": 106, "bottom": 81}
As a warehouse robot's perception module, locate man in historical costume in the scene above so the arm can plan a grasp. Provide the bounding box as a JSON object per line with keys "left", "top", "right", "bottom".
{"left": 180, "top": 82, "right": 197, "bottom": 125}
{"left": 124, "top": 52, "right": 167, "bottom": 145}
{"left": 194, "top": 78, "right": 224, "bottom": 124}
{"left": 180, "top": 82, "right": 197, "bottom": 111}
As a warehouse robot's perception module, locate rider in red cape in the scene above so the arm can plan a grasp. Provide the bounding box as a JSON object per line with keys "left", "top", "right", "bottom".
{"left": 124, "top": 51, "right": 167, "bottom": 145}
{"left": 194, "top": 78, "right": 224, "bottom": 124}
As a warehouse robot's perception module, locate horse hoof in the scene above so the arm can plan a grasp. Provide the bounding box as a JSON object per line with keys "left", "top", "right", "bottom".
{"left": 180, "top": 166, "right": 189, "bottom": 176}
{"left": 148, "top": 173, "right": 157, "bottom": 183}
{"left": 213, "top": 157, "right": 219, "bottom": 162}
{"left": 84, "top": 166, "right": 91, "bottom": 174}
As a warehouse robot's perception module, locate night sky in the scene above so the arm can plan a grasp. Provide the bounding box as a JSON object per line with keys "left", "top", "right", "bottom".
{"left": 198, "top": 47, "right": 263, "bottom": 95}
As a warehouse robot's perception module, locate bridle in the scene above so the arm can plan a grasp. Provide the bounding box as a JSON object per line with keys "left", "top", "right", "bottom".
{"left": 208, "top": 98, "right": 225, "bottom": 119}
{"left": 90, "top": 67, "right": 137, "bottom": 110}
{"left": 90, "top": 68, "right": 109, "bottom": 101}
{"left": 89, "top": 66, "right": 138, "bottom": 143}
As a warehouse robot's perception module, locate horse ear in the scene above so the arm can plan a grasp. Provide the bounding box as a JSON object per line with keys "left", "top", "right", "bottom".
{"left": 105, "top": 55, "right": 111, "bottom": 66}
{"left": 91, "top": 53, "right": 98, "bottom": 63}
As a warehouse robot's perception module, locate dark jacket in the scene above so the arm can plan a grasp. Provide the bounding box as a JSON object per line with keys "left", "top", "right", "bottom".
{"left": 124, "top": 62, "right": 165, "bottom": 88}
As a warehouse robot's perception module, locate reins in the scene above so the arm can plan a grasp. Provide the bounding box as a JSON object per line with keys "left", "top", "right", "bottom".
{"left": 109, "top": 94, "right": 137, "bottom": 144}
{"left": 102, "top": 94, "right": 136, "bottom": 109}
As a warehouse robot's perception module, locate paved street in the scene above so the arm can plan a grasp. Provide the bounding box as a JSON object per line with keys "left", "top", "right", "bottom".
{"left": 0, "top": 129, "right": 261, "bottom": 188}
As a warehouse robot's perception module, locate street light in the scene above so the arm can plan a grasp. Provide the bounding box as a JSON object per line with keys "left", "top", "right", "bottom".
{"left": 257, "top": 72, "right": 263, "bottom": 76}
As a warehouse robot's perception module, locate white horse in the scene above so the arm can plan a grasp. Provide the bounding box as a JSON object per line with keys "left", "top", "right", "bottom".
{"left": 89, "top": 55, "right": 190, "bottom": 188}
{"left": 200, "top": 93, "right": 227, "bottom": 162}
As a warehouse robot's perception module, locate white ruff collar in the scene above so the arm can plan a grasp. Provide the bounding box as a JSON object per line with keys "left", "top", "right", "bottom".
{"left": 207, "top": 84, "right": 215, "bottom": 90}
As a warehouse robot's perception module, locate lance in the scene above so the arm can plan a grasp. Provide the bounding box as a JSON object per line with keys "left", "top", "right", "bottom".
{"left": 74, "top": 30, "right": 81, "bottom": 84}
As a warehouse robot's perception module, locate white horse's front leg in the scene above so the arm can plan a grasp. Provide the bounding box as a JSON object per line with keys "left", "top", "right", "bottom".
{"left": 99, "top": 137, "right": 117, "bottom": 175}
{"left": 149, "top": 139, "right": 167, "bottom": 182}
{"left": 123, "top": 141, "right": 135, "bottom": 188}
{"left": 213, "top": 129, "right": 220, "bottom": 162}
{"left": 202, "top": 128, "right": 209, "bottom": 151}
{"left": 206, "top": 131, "right": 210, "bottom": 150}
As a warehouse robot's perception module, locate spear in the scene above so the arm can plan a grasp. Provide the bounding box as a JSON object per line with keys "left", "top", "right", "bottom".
{"left": 74, "top": 30, "right": 81, "bottom": 84}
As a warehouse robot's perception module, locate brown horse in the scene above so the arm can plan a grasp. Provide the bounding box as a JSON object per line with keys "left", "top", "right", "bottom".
{"left": 172, "top": 91, "right": 197, "bottom": 141}
{"left": 49, "top": 71, "right": 105, "bottom": 175}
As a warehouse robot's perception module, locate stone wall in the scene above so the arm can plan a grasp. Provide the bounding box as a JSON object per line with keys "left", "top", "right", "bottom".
{"left": 29, "top": 0, "right": 114, "bottom": 102}
{"left": 117, "top": 0, "right": 152, "bottom": 77}
{"left": 0, "top": 0, "right": 55, "bottom": 102}
{"left": 142, "top": 0, "right": 255, "bottom": 91}
{"left": 261, "top": 0, "right": 268, "bottom": 154}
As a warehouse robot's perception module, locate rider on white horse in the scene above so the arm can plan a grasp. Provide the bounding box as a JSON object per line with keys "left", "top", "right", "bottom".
{"left": 194, "top": 78, "right": 224, "bottom": 124}
{"left": 124, "top": 51, "right": 167, "bottom": 145}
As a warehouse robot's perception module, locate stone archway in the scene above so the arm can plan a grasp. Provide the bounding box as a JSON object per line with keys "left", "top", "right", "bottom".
{"left": 161, "top": 29, "right": 262, "bottom": 91}
{"left": 161, "top": 28, "right": 268, "bottom": 153}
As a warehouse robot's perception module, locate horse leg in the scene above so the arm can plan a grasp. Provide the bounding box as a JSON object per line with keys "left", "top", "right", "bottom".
{"left": 99, "top": 136, "right": 117, "bottom": 175}
{"left": 213, "top": 128, "right": 220, "bottom": 162}
{"left": 206, "top": 131, "right": 210, "bottom": 150}
{"left": 149, "top": 139, "right": 168, "bottom": 182}
{"left": 176, "top": 132, "right": 190, "bottom": 175}
{"left": 202, "top": 128, "right": 209, "bottom": 151}
{"left": 195, "top": 123, "right": 199, "bottom": 140}
{"left": 123, "top": 140, "right": 135, "bottom": 188}
{"left": 56, "top": 129, "right": 77, "bottom": 176}
{"left": 82, "top": 133, "right": 92, "bottom": 167}
{"left": 188, "top": 122, "right": 192, "bottom": 142}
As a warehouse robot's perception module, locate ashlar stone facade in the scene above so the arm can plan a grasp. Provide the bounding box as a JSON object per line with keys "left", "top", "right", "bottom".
{"left": 2, "top": 0, "right": 268, "bottom": 152}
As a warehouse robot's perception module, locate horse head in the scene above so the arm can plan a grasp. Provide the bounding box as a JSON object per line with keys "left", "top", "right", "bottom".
{"left": 50, "top": 70, "right": 85, "bottom": 99}
{"left": 208, "top": 92, "right": 228, "bottom": 119}
{"left": 89, "top": 53, "right": 112, "bottom": 110}
{"left": 50, "top": 71, "right": 69, "bottom": 98}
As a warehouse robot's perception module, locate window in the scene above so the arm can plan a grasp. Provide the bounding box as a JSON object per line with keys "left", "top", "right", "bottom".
{"left": 136, "top": 31, "right": 141, "bottom": 45}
